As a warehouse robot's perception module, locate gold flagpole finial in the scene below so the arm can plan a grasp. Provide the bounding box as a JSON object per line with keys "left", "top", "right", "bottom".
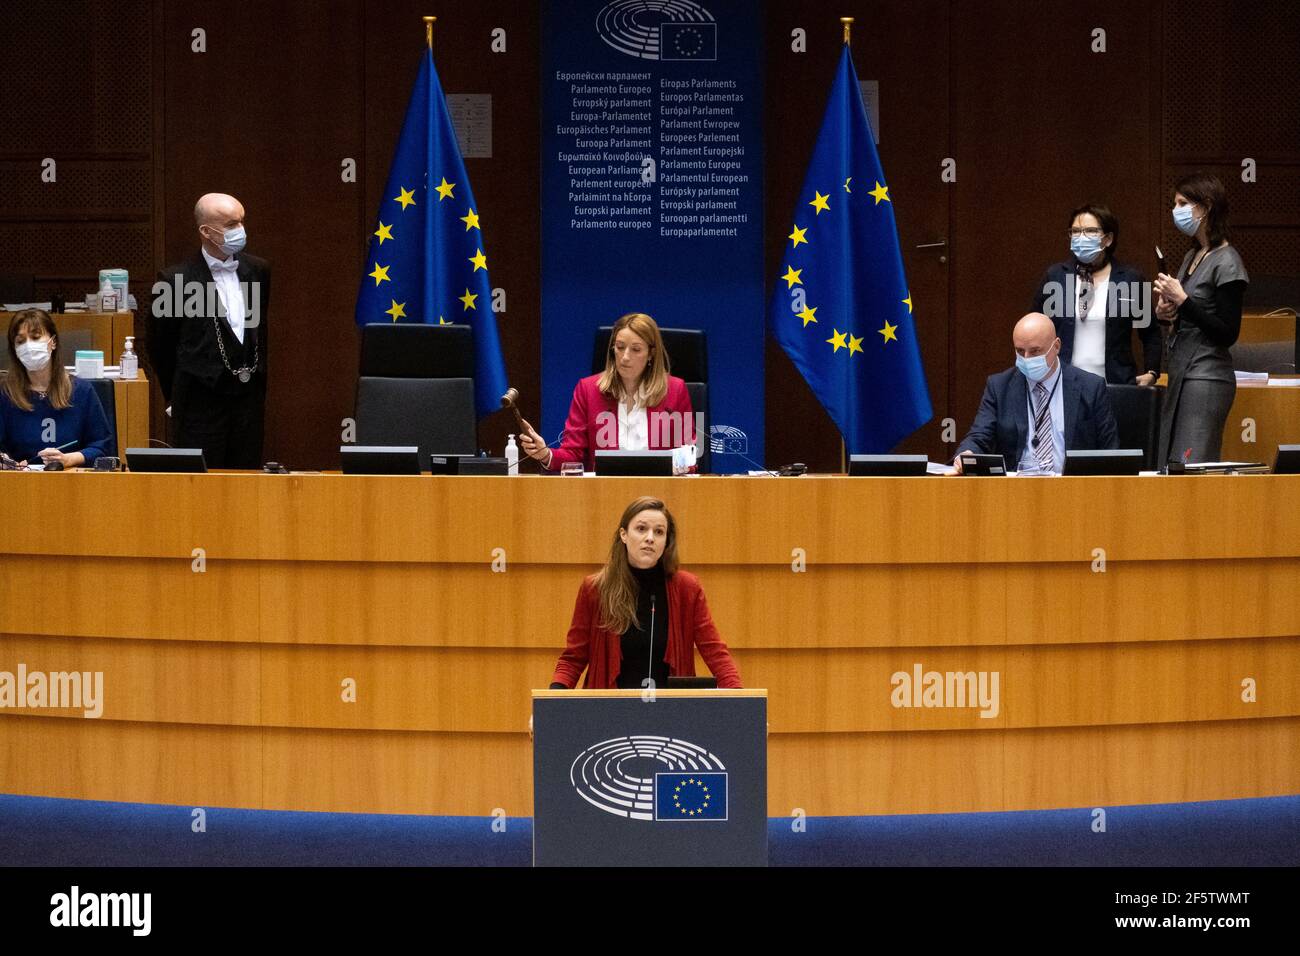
{"left": 423, "top": 15, "right": 436, "bottom": 49}
{"left": 841, "top": 17, "right": 853, "bottom": 45}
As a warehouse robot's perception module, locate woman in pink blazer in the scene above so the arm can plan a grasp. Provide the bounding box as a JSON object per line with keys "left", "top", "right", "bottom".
{"left": 519, "top": 312, "right": 696, "bottom": 473}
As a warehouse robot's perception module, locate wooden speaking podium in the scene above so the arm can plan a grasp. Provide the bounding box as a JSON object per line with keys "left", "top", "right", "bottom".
{"left": 532, "top": 689, "right": 768, "bottom": 867}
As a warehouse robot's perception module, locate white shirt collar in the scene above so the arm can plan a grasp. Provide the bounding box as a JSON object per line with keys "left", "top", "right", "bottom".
{"left": 202, "top": 247, "right": 239, "bottom": 274}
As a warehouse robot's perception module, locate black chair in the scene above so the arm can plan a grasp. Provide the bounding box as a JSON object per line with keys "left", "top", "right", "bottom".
{"left": 1241, "top": 275, "right": 1299, "bottom": 372}
{"left": 360, "top": 322, "right": 474, "bottom": 379}
{"left": 85, "top": 377, "right": 119, "bottom": 458}
{"left": 354, "top": 324, "right": 479, "bottom": 471}
{"left": 591, "top": 326, "right": 710, "bottom": 473}
{"left": 1106, "top": 384, "right": 1161, "bottom": 470}
{"left": 1230, "top": 340, "right": 1297, "bottom": 375}
{"left": 354, "top": 377, "right": 476, "bottom": 467}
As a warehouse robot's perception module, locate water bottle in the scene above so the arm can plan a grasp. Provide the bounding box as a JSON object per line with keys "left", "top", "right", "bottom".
{"left": 119, "top": 336, "right": 138, "bottom": 380}
{"left": 505, "top": 435, "right": 519, "bottom": 475}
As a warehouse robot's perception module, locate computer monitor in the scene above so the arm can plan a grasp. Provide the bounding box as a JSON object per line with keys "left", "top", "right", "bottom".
{"left": 958, "top": 453, "right": 1007, "bottom": 476}
{"left": 458, "top": 457, "right": 508, "bottom": 476}
{"left": 1063, "top": 449, "right": 1146, "bottom": 476}
{"left": 429, "top": 454, "right": 472, "bottom": 475}
{"left": 594, "top": 450, "right": 674, "bottom": 476}
{"left": 125, "top": 447, "right": 207, "bottom": 473}
{"left": 340, "top": 445, "right": 421, "bottom": 475}
{"left": 665, "top": 676, "right": 718, "bottom": 689}
{"left": 848, "top": 454, "right": 927, "bottom": 476}
{"left": 1274, "top": 444, "right": 1300, "bottom": 474}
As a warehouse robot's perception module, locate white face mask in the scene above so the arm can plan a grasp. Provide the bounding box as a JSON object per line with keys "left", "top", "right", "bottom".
{"left": 15, "top": 339, "right": 51, "bottom": 372}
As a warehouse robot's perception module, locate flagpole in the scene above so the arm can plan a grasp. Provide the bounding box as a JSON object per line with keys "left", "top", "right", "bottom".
{"left": 423, "top": 15, "right": 436, "bottom": 49}
{"left": 840, "top": 15, "right": 853, "bottom": 472}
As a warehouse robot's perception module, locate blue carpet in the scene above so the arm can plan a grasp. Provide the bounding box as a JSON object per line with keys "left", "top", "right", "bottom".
{"left": 2, "top": 792, "right": 1296, "bottom": 866}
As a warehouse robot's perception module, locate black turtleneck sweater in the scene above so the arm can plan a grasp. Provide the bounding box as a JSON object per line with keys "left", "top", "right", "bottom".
{"left": 614, "top": 560, "right": 670, "bottom": 689}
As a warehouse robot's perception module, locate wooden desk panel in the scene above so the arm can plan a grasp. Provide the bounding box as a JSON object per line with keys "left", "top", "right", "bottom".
{"left": 111, "top": 375, "right": 151, "bottom": 455}
{"left": 2, "top": 633, "right": 1294, "bottom": 734}
{"left": 4, "top": 715, "right": 1295, "bottom": 817}
{"left": 1238, "top": 309, "right": 1296, "bottom": 345}
{"left": 1222, "top": 380, "right": 1300, "bottom": 462}
{"left": 1, "top": 473, "right": 1298, "bottom": 815}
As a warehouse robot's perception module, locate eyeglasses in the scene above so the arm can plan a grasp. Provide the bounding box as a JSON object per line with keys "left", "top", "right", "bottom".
{"left": 1068, "top": 228, "right": 1105, "bottom": 239}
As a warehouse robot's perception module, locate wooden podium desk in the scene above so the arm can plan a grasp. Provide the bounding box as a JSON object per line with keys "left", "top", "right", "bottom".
{"left": 1, "top": 473, "right": 1298, "bottom": 818}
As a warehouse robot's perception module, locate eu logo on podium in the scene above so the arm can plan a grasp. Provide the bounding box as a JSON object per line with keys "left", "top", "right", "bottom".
{"left": 655, "top": 772, "right": 728, "bottom": 821}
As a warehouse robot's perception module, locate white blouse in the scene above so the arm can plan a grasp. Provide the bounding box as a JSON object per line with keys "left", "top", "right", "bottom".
{"left": 1072, "top": 277, "right": 1108, "bottom": 380}
{"left": 617, "top": 386, "right": 649, "bottom": 450}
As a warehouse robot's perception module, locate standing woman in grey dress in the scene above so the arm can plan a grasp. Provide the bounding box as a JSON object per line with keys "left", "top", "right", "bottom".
{"left": 1152, "top": 173, "right": 1249, "bottom": 464}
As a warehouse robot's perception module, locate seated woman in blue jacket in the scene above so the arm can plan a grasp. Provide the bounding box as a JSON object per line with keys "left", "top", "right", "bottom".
{"left": 1032, "top": 203, "right": 1161, "bottom": 385}
{"left": 1, "top": 309, "right": 112, "bottom": 468}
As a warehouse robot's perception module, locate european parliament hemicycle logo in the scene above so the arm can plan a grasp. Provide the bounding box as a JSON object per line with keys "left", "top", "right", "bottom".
{"left": 596, "top": 0, "right": 718, "bottom": 61}
{"left": 570, "top": 735, "right": 728, "bottom": 821}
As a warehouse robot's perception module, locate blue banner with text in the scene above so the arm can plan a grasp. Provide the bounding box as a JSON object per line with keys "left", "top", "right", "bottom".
{"left": 541, "top": 0, "right": 765, "bottom": 473}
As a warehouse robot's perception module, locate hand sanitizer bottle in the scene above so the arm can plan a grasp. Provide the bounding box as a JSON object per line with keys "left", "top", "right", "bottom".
{"left": 119, "top": 336, "right": 138, "bottom": 380}
{"left": 98, "top": 278, "right": 117, "bottom": 312}
{"left": 505, "top": 434, "right": 519, "bottom": 475}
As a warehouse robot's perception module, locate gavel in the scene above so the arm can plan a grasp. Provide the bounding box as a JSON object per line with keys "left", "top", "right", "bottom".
{"left": 500, "top": 387, "right": 528, "bottom": 435}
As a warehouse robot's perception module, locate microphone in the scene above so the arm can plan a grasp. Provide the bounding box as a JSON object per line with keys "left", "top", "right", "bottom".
{"left": 647, "top": 594, "right": 657, "bottom": 690}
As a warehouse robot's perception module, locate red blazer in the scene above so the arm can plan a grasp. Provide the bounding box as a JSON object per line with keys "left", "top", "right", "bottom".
{"left": 551, "top": 569, "right": 742, "bottom": 689}
{"left": 547, "top": 374, "right": 695, "bottom": 473}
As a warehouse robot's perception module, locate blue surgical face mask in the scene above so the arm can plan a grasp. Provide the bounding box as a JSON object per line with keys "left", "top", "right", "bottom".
{"left": 1016, "top": 343, "right": 1056, "bottom": 383}
{"left": 206, "top": 224, "right": 246, "bottom": 256}
{"left": 1070, "top": 234, "right": 1105, "bottom": 264}
{"left": 1172, "top": 204, "right": 1201, "bottom": 237}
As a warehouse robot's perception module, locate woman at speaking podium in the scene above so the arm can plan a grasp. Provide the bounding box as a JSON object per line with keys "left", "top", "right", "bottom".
{"left": 1, "top": 309, "right": 112, "bottom": 469}
{"left": 549, "top": 496, "right": 742, "bottom": 690}
{"left": 517, "top": 312, "right": 696, "bottom": 474}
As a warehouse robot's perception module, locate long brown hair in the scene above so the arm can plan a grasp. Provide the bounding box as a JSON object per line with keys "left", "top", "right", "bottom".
{"left": 596, "top": 312, "right": 671, "bottom": 407}
{"left": 4, "top": 309, "right": 71, "bottom": 411}
{"left": 594, "top": 496, "right": 680, "bottom": 634}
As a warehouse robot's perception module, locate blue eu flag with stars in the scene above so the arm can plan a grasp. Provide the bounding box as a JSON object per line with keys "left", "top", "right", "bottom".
{"left": 355, "top": 46, "right": 508, "bottom": 419}
{"left": 655, "top": 772, "right": 727, "bottom": 821}
{"left": 767, "top": 44, "right": 931, "bottom": 453}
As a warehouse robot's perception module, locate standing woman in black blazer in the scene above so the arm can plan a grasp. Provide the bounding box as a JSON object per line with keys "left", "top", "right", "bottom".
{"left": 1152, "top": 173, "right": 1249, "bottom": 465}
{"left": 1033, "top": 203, "right": 1161, "bottom": 385}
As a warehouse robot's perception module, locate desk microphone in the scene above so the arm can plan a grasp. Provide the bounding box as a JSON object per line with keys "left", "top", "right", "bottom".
{"left": 646, "top": 594, "right": 657, "bottom": 691}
